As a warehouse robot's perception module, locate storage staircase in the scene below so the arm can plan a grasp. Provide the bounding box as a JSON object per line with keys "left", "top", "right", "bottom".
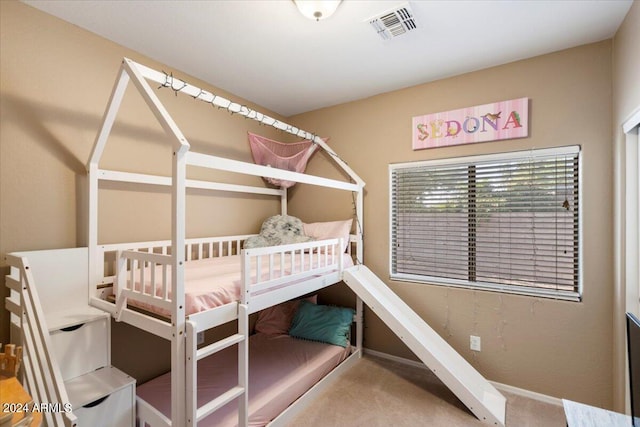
{"left": 5, "top": 248, "right": 135, "bottom": 427}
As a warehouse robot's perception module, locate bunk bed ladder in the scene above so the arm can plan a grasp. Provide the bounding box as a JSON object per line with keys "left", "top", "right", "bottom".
{"left": 4, "top": 254, "right": 78, "bottom": 427}
{"left": 186, "top": 303, "right": 249, "bottom": 426}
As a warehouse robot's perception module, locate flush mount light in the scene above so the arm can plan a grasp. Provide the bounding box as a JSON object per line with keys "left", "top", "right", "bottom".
{"left": 294, "top": 0, "right": 342, "bottom": 21}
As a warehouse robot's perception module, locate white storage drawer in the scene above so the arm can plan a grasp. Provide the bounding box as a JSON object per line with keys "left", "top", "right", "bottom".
{"left": 50, "top": 317, "right": 109, "bottom": 380}
{"left": 73, "top": 382, "right": 134, "bottom": 427}
{"left": 66, "top": 366, "right": 135, "bottom": 427}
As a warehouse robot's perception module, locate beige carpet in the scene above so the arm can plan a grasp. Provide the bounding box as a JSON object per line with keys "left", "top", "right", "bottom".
{"left": 285, "top": 354, "right": 566, "bottom": 427}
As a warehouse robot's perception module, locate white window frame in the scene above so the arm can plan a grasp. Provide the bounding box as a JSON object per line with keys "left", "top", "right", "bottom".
{"left": 622, "top": 109, "right": 640, "bottom": 318}
{"left": 616, "top": 106, "right": 640, "bottom": 416}
{"left": 389, "top": 146, "right": 583, "bottom": 301}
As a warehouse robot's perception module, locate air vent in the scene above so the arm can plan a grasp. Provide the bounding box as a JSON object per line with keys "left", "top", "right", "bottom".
{"left": 368, "top": 3, "right": 417, "bottom": 40}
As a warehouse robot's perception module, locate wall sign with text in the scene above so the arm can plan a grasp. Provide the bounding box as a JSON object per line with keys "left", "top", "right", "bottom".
{"left": 412, "top": 97, "right": 529, "bottom": 150}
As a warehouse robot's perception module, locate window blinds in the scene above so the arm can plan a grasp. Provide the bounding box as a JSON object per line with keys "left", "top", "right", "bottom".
{"left": 390, "top": 146, "right": 581, "bottom": 300}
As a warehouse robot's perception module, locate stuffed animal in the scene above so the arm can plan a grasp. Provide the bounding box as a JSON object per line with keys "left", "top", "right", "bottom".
{"left": 244, "top": 215, "right": 314, "bottom": 248}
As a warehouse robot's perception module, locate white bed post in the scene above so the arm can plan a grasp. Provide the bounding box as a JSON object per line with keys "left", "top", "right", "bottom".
{"left": 238, "top": 303, "right": 249, "bottom": 427}
{"left": 87, "top": 66, "right": 131, "bottom": 302}
{"left": 122, "top": 58, "right": 192, "bottom": 427}
{"left": 171, "top": 143, "right": 189, "bottom": 427}
{"left": 312, "top": 134, "right": 366, "bottom": 358}
{"left": 355, "top": 188, "right": 364, "bottom": 354}
{"left": 355, "top": 189, "right": 364, "bottom": 264}
{"left": 281, "top": 187, "right": 287, "bottom": 216}
{"left": 185, "top": 320, "right": 197, "bottom": 427}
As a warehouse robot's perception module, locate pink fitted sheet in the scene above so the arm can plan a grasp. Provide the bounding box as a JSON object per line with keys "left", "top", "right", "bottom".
{"left": 124, "top": 253, "right": 352, "bottom": 317}
{"left": 136, "top": 332, "right": 350, "bottom": 427}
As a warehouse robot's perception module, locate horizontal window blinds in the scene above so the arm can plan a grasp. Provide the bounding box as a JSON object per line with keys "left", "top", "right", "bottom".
{"left": 390, "top": 146, "right": 581, "bottom": 300}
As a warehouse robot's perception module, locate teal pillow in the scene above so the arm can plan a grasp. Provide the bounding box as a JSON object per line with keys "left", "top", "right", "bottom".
{"left": 289, "top": 301, "right": 354, "bottom": 347}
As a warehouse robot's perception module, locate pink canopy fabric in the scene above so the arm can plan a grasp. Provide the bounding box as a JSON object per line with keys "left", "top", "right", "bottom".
{"left": 248, "top": 132, "right": 320, "bottom": 188}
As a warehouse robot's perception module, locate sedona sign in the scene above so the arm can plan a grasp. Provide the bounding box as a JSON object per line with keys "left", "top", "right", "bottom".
{"left": 412, "top": 97, "right": 529, "bottom": 150}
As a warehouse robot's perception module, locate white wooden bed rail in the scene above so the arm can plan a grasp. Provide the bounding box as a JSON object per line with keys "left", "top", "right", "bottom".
{"left": 114, "top": 250, "right": 172, "bottom": 320}
{"left": 89, "top": 234, "right": 359, "bottom": 345}
{"left": 242, "top": 238, "right": 343, "bottom": 294}
{"left": 95, "top": 235, "right": 255, "bottom": 289}
{"left": 186, "top": 151, "right": 359, "bottom": 192}
{"left": 98, "top": 169, "right": 284, "bottom": 197}
{"left": 109, "top": 237, "right": 345, "bottom": 326}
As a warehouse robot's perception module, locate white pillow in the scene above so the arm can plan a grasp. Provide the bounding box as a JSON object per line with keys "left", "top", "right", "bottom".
{"left": 303, "top": 219, "right": 352, "bottom": 253}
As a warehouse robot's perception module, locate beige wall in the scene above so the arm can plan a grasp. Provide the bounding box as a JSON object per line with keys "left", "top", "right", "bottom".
{"left": 0, "top": 1, "right": 287, "bottom": 381}
{"left": 290, "top": 41, "right": 615, "bottom": 407}
{"left": 612, "top": 0, "right": 640, "bottom": 412}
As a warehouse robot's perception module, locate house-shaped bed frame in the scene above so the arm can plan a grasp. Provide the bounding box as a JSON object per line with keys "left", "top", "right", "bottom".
{"left": 6, "top": 58, "right": 506, "bottom": 427}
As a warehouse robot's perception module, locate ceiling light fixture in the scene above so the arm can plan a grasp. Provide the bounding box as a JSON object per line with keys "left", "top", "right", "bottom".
{"left": 294, "top": 0, "right": 342, "bottom": 21}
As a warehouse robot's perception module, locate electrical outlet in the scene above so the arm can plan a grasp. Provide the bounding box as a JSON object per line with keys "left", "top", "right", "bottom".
{"left": 197, "top": 332, "right": 204, "bottom": 345}
{"left": 470, "top": 335, "right": 481, "bottom": 351}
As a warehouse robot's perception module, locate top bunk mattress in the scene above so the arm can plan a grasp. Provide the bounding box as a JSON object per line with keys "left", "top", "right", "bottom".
{"left": 136, "top": 332, "right": 351, "bottom": 427}
{"left": 125, "top": 252, "right": 353, "bottom": 317}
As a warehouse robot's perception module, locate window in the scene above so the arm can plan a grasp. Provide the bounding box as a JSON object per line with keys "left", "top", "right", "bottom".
{"left": 390, "top": 146, "right": 581, "bottom": 301}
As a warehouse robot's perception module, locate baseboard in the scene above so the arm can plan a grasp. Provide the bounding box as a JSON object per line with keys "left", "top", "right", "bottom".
{"left": 363, "top": 348, "right": 563, "bottom": 407}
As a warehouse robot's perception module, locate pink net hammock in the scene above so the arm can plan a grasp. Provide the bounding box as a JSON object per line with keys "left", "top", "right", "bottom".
{"left": 248, "top": 132, "right": 320, "bottom": 188}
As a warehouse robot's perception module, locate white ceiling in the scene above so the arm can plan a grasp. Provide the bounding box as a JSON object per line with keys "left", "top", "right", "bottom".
{"left": 24, "top": 0, "right": 633, "bottom": 117}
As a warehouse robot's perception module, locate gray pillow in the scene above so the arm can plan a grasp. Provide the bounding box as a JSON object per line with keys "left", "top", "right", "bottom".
{"left": 244, "top": 215, "right": 315, "bottom": 249}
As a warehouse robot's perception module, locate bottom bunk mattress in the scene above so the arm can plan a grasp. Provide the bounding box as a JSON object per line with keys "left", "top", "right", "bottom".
{"left": 136, "top": 332, "right": 351, "bottom": 427}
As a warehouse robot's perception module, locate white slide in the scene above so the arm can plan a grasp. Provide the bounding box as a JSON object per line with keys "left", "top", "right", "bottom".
{"left": 343, "top": 265, "right": 506, "bottom": 426}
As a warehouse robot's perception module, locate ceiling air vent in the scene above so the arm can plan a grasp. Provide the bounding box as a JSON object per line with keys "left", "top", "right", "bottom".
{"left": 368, "top": 3, "right": 417, "bottom": 41}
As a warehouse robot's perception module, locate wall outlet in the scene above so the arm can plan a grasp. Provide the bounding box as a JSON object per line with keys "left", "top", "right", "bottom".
{"left": 197, "top": 332, "right": 204, "bottom": 345}
{"left": 470, "top": 335, "right": 481, "bottom": 351}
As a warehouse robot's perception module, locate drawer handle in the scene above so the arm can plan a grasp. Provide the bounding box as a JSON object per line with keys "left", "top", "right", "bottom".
{"left": 83, "top": 395, "right": 109, "bottom": 408}
{"left": 60, "top": 323, "right": 85, "bottom": 332}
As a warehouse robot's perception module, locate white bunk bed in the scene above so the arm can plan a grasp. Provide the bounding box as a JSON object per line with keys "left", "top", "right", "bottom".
{"left": 87, "top": 58, "right": 366, "bottom": 427}
{"left": 5, "top": 57, "right": 507, "bottom": 427}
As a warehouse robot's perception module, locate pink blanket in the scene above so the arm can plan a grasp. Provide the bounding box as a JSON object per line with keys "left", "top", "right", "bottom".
{"left": 136, "top": 333, "right": 350, "bottom": 426}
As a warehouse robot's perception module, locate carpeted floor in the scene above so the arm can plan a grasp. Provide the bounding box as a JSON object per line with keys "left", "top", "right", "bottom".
{"left": 285, "top": 354, "right": 567, "bottom": 427}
